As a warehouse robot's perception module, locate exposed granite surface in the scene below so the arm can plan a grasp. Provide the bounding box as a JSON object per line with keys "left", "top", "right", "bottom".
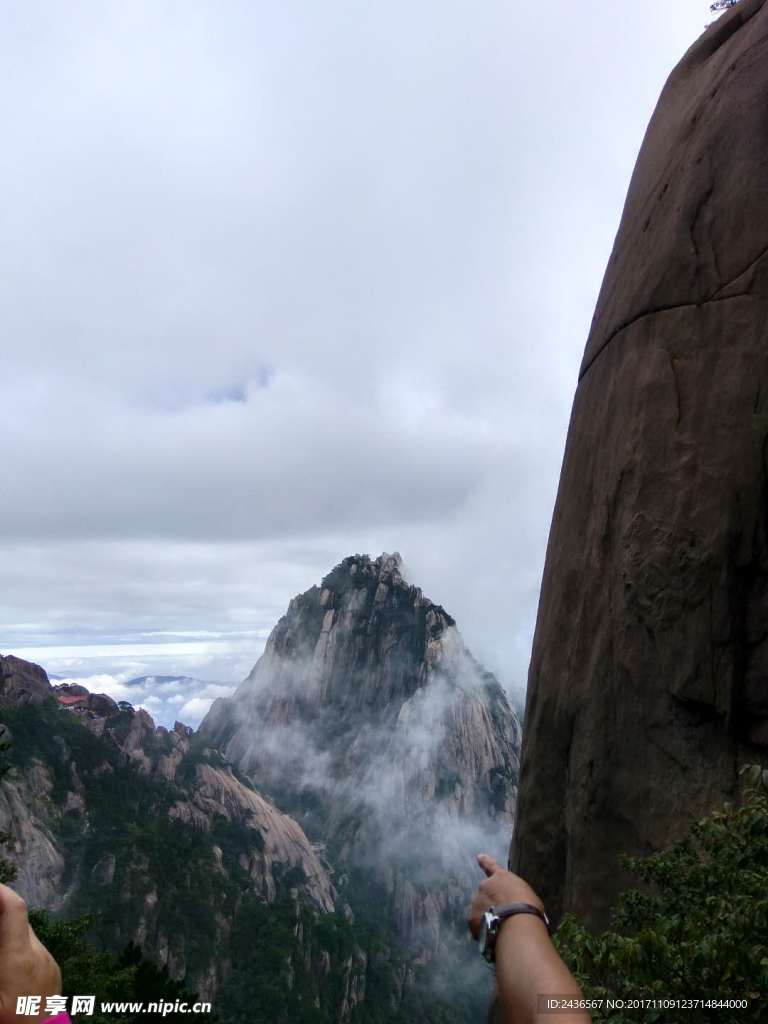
{"left": 0, "top": 653, "right": 333, "bottom": 1001}
{"left": 512, "top": 0, "right": 768, "bottom": 929}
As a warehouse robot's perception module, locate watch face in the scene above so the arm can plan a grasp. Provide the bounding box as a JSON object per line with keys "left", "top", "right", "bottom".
{"left": 479, "top": 911, "right": 495, "bottom": 961}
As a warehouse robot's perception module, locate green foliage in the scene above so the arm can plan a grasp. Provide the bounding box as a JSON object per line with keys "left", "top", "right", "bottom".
{"left": 175, "top": 733, "right": 228, "bottom": 787}
{"left": 217, "top": 875, "right": 477, "bottom": 1024}
{"left": 0, "top": 702, "right": 235, "bottom": 974}
{"left": 0, "top": 712, "right": 204, "bottom": 1024}
{"left": 555, "top": 778, "right": 768, "bottom": 1023}
{"left": 30, "top": 910, "right": 203, "bottom": 1024}
{"left": 218, "top": 889, "right": 313, "bottom": 1024}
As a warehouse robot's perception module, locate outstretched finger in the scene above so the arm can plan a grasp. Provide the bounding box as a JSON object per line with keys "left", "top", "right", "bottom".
{"left": 477, "top": 852, "right": 500, "bottom": 877}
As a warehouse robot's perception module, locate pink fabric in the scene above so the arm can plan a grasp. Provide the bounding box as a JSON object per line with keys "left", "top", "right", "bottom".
{"left": 41, "top": 1014, "right": 71, "bottom": 1024}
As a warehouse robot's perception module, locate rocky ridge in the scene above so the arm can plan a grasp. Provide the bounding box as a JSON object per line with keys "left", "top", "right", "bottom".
{"left": 0, "top": 654, "right": 335, "bottom": 1006}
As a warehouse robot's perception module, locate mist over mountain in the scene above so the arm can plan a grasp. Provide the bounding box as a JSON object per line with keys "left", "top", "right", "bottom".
{"left": 202, "top": 553, "right": 521, "bottom": 969}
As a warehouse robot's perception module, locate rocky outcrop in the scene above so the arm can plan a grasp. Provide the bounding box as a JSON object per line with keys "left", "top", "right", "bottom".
{"left": 511, "top": 0, "right": 768, "bottom": 930}
{"left": 0, "top": 655, "right": 51, "bottom": 705}
{"left": 0, "top": 763, "right": 65, "bottom": 908}
{"left": 0, "top": 655, "right": 334, "bottom": 1003}
{"left": 177, "top": 762, "right": 334, "bottom": 912}
{"left": 201, "top": 553, "right": 521, "bottom": 968}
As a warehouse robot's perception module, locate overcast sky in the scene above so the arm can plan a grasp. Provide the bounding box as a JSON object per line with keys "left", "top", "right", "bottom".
{"left": 1, "top": 0, "right": 714, "bottom": 725}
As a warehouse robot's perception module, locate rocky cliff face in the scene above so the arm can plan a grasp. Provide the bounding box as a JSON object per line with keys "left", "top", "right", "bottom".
{"left": 512, "top": 0, "right": 768, "bottom": 931}
{"left": 0, "top": 655, "right": 52, "bottom": 704}
{"left": 201, "top": 553, "right": 521, "bottom": 962}
{"left": 0, "top": 654, "right": 336, "bottom": 1008}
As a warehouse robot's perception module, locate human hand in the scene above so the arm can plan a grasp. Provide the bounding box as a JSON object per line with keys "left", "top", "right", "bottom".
{"left": 0, "top": 884, "right": 62, "bottom": 1024}
{"left": 467, "top": 853, "right": 545, "bottom": 939}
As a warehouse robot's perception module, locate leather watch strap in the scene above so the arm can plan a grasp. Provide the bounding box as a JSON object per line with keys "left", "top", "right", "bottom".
{"left": 493, "top": 901, "right": 551, "bottom": 932}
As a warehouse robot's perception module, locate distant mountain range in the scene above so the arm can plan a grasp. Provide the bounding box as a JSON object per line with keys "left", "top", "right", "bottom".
{"left": 126, "top": 675, "right": 207, "bottom": 688}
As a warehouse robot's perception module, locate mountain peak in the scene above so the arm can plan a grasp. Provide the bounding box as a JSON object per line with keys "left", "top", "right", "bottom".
{"left": 316, "top": 550, "right": 455, "bottom": 628}
{"left": 321, "top": 550, "right": 404, "bottom": 589}
{"left": 200, "top": 553, "right": 521, "bottom": 975}
{"left": 226, "top": 550, "right": 462, "bottom": 720}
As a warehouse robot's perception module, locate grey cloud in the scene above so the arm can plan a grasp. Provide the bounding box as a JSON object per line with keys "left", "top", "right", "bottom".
{"left": 0, "top": 0, "right": 709, "bottom": 694}
{"left": 0, "top": 372, "right": 505, "bottom": 540}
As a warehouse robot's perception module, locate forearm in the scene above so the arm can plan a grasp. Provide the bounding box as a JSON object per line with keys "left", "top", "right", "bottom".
{"left": 0, "top": 885, "right": 62, "bottom": 1024}
{"left": 494, "top": 915, "right": 590, "bottom": 1024}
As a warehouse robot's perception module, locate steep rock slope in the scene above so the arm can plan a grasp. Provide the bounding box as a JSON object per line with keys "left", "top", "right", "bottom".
{"left": 201, "top": 553, "right": 521, "bottom": 965}
{"left": 512, "top": 0, "right": 768, "bottom": 930}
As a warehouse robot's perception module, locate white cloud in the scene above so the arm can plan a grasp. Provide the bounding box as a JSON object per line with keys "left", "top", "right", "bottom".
{"left": 43, "top": 671, "right": 234, "bottom": 729}
{"left": 55, "top": 673, "right": 134, "bottom": 702}
{"left": 137, "top": 695, "right": 163, "bottom": 709}
{"left": 178, "top": 693, "right": 234, "bottom": 726}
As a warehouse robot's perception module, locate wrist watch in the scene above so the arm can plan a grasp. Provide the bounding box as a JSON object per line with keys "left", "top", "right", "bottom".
{"left": 478, "top": 902, "right": 551, "bottom": 962}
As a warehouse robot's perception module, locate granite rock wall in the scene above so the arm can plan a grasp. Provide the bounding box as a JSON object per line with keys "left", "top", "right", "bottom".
{"left": 511, "top": 0, "right": 768, "bottom": 929}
